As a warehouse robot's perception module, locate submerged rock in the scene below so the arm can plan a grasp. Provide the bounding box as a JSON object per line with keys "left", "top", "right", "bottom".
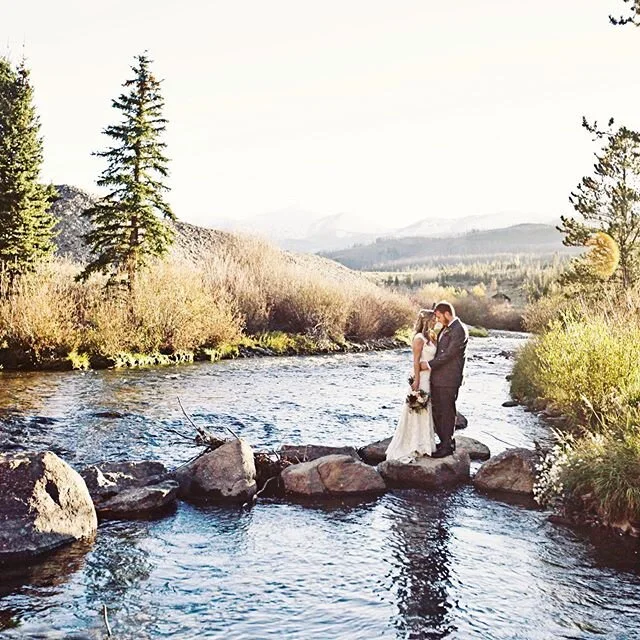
{"left": 281, "top": 454, "right": 386, "bottom": 497}
{"left": 176, "top": 438, "right": 257, "bottom": 503}
{"left": 0, "top": 451, "right": 97, "bottom": 563}
{"left": 455, "top": 412, "right": 468, "bottom": 430}
{"left": 378, "top": 450, "right": 470, "bottom": 488}
{"left": 473, "top": 448, "right": 538, "bottom": 495}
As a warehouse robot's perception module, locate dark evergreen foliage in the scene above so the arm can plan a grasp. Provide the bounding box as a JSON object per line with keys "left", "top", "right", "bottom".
{"left": 79, "top": 53, "right": 175, "bottom": 288}
{"left": 0, "top": 57, "right": 57, "bottom": 282}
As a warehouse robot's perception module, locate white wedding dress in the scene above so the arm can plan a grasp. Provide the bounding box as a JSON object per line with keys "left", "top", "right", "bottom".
{"left": 385, "top": 335, "right": 437, "bottom": 462}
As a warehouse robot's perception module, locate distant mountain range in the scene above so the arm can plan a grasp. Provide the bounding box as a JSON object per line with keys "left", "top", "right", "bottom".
{"left": 321, "top": 223, "right": 579, "bottom": 270}
{"left": 50, "top": 185, "right": 574, "bottom": 272}
{"left": 212, "top": 208, "right": 559, "bottom": 253}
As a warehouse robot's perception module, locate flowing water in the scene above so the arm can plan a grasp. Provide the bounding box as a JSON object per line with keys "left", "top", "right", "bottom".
{"left": 1, "top": 332, "right": 640, "bottom": 639}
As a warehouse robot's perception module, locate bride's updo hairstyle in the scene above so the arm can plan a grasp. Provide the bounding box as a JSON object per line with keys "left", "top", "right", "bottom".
{"left": 413, "top": 309, "right": 437, "bottom": 344}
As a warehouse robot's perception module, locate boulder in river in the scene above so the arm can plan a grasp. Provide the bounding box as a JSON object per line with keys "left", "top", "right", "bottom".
{"left": 80, "top": 460, "right": 179, "bottom": 519}
{"left": 473, "top": 448, "right": 538, "bottom": 495}
{"left": 455, "top": 412, "right": 468, "bottom": 430}
{"left": 359, "top": 434, "right": 488, "bottom": 465}
{"left": 176, "top": 438, "right": 257, "bottom": 503}
{"left": 358, "top": 437, "right": 392, "bottom": 465}
{"left": 378, "top": 450, "right": 470, "bottom": 488}
{"left": 279, "top": 444, "right": 362, "bottom": 463}
{"left": 0, "top": 451, "right": 97, "bottom": 564}
{"left": 96, "top": 480, "right": 180, "bottom": 519}
{"left": 281, "top": 454, "right": 386, "bottom": 497}
{"left": 454, "top": 436, "right": 491, "bottom": 461}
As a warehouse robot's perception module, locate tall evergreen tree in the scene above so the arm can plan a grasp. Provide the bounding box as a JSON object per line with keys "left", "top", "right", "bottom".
{"left": 558, "top": 119, "right": 640, "bottom": 289}
{"left": 80, "top": 53, "right": 175, "bottom": 288}
{"left": 0, "top": 57, "right": 57, "bottom": 283}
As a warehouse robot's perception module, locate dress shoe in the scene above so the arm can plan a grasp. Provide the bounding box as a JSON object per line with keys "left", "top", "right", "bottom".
{"left": 432, "top": 442, "right": 454, "bottom": 458}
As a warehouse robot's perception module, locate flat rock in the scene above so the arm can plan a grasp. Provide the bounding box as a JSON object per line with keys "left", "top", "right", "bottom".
{"left": 279, "top": 444, "right": 362, "bottom": 463}
{"left": 281, "top": 455, "right": 386, "bottom": 497}
{"left": 358, "top": 437, "right": 392, "bottom": 465}
{"left": 378, "top": 450, "right": 470, "bottom": 488}
{"left": 81, "top": 460, "right": 168, "bottom": 502}
{"left": 0, "top": 451, "right": 97, "bottom": 563}
{"left": 176, "top": 438, "right": 257, "bottom": 502}
{"left": 454, "top": 436, "right": 491, "bottom": 461}
{"left": 96, "top": 480, "right": 180, "bottom": 519}
{"left": 473, "top": 448, "right": 538, "bottom": 494}
{"left": 501, "top": 400, "right": 519, "bottom": 408}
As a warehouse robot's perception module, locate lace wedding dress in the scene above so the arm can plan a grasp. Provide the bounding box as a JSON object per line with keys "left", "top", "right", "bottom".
{"left": 385, "top": 335, "right": 437, "bottom": 462}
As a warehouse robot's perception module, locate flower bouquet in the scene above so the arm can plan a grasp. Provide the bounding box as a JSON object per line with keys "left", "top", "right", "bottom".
{"left": 406, "top": 376, "right": 431, "bottom": 412}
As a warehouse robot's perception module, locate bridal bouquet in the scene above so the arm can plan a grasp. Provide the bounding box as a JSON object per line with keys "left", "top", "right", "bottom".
{"left": 406, "top": 377, "right": 431, "bottom": 412}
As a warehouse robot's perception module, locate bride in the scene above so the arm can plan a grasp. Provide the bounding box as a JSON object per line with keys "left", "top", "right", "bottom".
{"left": 385, "top": 309, "right": 437, "bottom": 462}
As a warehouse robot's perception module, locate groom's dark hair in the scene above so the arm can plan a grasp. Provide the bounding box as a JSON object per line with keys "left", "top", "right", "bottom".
{"left": 434, "top": 301, "right": 455, "bottom": 317}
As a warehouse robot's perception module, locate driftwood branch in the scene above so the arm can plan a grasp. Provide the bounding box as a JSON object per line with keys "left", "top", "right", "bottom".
{"left": 103, "top": 604, "right": 112, "bottom": 637}
{"left": 479, "top": 430, "right": 520, "bottom": 448}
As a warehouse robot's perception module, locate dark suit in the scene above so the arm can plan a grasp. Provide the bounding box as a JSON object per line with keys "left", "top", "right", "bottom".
{"left": 428, "top": 318, "right": 468, "bottom": 447}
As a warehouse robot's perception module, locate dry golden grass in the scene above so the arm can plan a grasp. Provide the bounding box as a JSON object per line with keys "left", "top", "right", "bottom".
{"left": 414, "top": 282, "right": 523, "bottom": 331}
{"left": 0, "top": 234, "right": 414, "bottom": 365}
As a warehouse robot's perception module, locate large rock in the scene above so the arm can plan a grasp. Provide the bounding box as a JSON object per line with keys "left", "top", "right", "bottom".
{"left": 473, "top": 448, "right": 538, "bottom": 494}
{"left": 281, "top": 455, "right": 386, "bottom": 497}
{"left": 96, "top": 480, "right": 180, "bottom": 519}
{"left": 358, "top": 432, "right": 488, "bottom": 465}
{"left": 279, "top": 444, "right": 362, "bottom": 463}
{"left": 454, "top": 436, "right": 491, "bottom": 461}
{"left": 455, "top": 412, "right": 468, "bottom": 430}
{"left": 358, "top": 437, "right": 392, "bottom": 465}
{"left": 176, "top": 438, "right": 257, "bottom": 502}
{"left": 378, "top": 450, "right": 470, "bottom": 488}
{"left": 0, "top": 451, "right": 97, "bottom": 563}
{"left": 81, "top": 460, "right": 168, "bottom": 502}
{"left": 80, "top": 460, "right": 178, "bottom": 519}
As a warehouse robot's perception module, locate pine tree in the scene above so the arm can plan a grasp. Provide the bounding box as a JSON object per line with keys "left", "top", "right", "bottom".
{"left": 79, "top": 53, "right": 175, "bottom": 289}
{"left": 558, "top": 119, "right": 640, "bottom": 289}
{"left": 0, "top": 57, "right": 57, "bottom": 283}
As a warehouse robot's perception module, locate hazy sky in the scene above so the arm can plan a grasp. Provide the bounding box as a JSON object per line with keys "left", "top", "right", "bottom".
{"left": 3, "top": 0, "right": 640, "bottom": 229}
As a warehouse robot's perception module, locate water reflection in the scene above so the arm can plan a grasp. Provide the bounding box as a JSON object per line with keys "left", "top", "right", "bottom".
{"left": 387, "top": 490, "right": 456, "bottom": 639}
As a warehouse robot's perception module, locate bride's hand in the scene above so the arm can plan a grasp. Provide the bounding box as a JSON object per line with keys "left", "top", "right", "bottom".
{"left": 411, "top": 379, "right": 420, "bottom": 392}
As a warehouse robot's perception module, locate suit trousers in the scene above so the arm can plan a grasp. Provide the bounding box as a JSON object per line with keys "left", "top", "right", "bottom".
{"left": 431, "top": 386, "right": 459, "bottom": 446}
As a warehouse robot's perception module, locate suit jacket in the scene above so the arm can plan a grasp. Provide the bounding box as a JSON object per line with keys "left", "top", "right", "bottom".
{"left": 428, "top": 317, "right": 468, "bottom": 388}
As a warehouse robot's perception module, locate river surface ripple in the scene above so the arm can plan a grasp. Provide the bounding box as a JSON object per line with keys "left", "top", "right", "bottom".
{"left": 1, "top": 331, "right": 640, "bottom": 639}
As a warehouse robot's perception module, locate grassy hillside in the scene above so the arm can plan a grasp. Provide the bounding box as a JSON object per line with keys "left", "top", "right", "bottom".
{"left": 323, "top": 223, "right": 579, "bottom": 270}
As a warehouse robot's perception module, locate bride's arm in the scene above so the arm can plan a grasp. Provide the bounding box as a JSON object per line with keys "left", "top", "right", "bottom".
{"left": 411, "top": 335, "right": 424, "bottom": 391}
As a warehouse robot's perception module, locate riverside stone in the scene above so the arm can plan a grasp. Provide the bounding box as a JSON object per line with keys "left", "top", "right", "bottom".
{"left": 96, "top": 480, "right": 180, "bottom": 519}
{"left": 281, "top": 455, "right": 386, "bottom": 497}
{"left": 81, "top": 461, "right": 168, "bottom": 502}
{"left": 279, "top": 444, "right": 362, "bottom": 463}
{"left": 473, "top": 448, "right": 538, "bottom": 494}
{"left": 176, "top": 438, "right": 257, "bottom": 502}
{"left": 454, "top": 436, "right": 491, "bottom": 461}
{"left": 0, "top": 451, "right": 97, "bottom": 563}
{"left": 378, "top": 450, "right": 470, "bottom": 488}
{"left": 358, "top": 433, "right": 488, "bottom": 465}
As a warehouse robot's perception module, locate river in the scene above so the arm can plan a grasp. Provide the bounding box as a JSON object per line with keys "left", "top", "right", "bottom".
{"left": 1, "top": 331, "right": 640, "bottom": 639}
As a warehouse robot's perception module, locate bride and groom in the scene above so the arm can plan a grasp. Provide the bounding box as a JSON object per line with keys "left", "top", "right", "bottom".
{"left": 386, "top": 301, "right": 468, "bottom": 462}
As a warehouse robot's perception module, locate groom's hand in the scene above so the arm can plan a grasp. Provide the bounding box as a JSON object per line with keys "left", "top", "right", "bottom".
{"left": 420, "top": 362, "right": 430, "bottom": 371}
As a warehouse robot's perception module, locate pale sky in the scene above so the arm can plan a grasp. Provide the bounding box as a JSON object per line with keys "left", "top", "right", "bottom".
{"left": 3, "top": 0, "right": 640, "bottom": 229}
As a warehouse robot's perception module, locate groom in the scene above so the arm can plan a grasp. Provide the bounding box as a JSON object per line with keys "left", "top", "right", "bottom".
{"left": 421, "top": 301, "right": 468, "bottom": 458}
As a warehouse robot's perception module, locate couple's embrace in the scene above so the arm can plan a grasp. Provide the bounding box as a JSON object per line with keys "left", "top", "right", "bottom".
{"left": 386, "top": 301, "right": 468, "bottom": 462}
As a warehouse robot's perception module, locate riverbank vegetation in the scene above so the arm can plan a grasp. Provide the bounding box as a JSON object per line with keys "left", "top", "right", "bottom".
{"left": 0, "top": 236, "right": 416, "bottom": 369}
{"left": 511, "top": 114, "right": 640, "bottom": 531}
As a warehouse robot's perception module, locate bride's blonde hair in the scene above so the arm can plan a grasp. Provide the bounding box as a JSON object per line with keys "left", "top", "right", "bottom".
{"left": 413, "top": 309, "right": 437, "bottom": 344}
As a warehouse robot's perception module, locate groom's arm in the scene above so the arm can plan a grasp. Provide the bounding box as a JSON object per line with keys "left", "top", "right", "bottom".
{"left": 427, "top": 325, "right": 466, "bottom": 370}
